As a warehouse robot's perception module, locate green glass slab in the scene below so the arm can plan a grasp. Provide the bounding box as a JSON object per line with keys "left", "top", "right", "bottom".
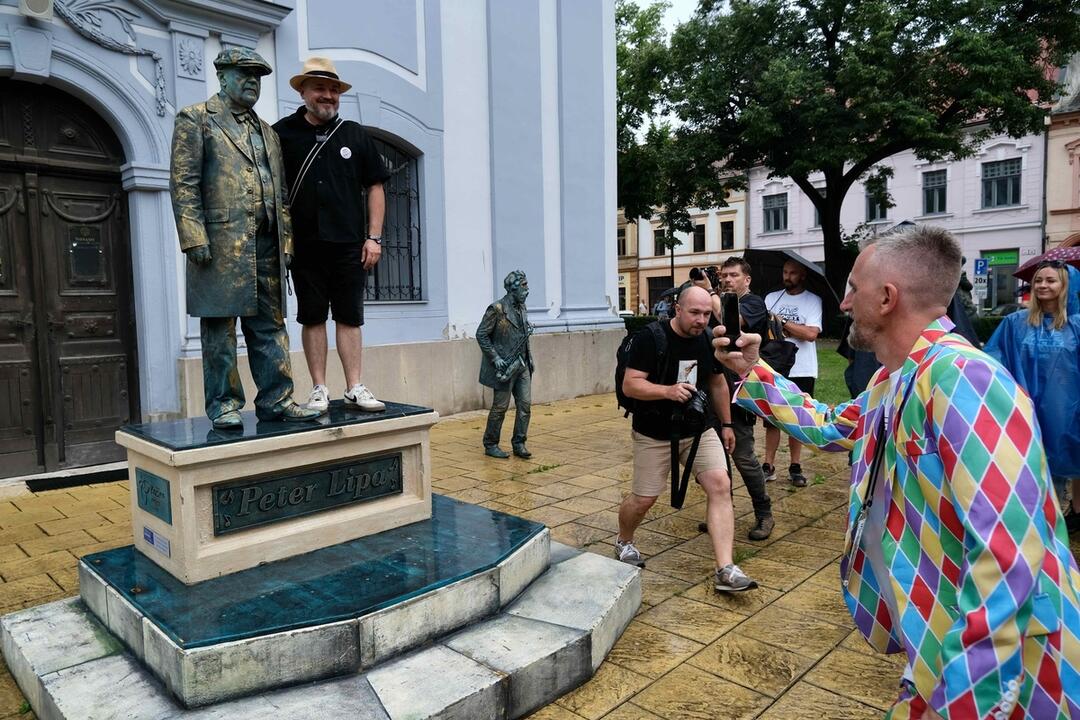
{"left": 120, "top": 400, "right": 433, "bottom": 452}
{"left": 84, "top": 495, "right": 544, "bottom": 649}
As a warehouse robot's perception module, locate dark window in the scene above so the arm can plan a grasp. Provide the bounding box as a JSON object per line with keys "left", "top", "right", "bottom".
{"left": 720, "top": 221, "right": 734, "bottom": 250}
{"left": 617, "top": 227, "right": 627, "bottom": 256}
{"left": 618, "top": 286, "right": 626, "bottom": 311}
{"left": 647, "top": 276, "right": 670, "bottom": 309}
{"left": 982, "top": 159, "right": 1021, "bottom": 208}
{"left": 923, "top": 170, "right": 947, "bottom": 215}
{"left": 366, "top": 137, "right": 422, "bottom": 301}
{"left": 692, "top": 223, "right": 705, "bottom": 252}
{"left": 654, "top": 227, "right": 667, "bottom": 256}
{"left": 866, "top": 191, "right": 888, "bottom": 222}
{"left": 763, "top": 193, "right": 787, "bottom": 232}
{"left": 812, "top": 188, "right": 826, "bottom": 227}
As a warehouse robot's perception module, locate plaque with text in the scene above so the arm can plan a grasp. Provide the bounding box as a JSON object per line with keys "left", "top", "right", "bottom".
{"left": 212, "top": 454, "right": 403, "bottom": 535}
{"left": 136, "top": 468, "right": 172, "bottom": 524}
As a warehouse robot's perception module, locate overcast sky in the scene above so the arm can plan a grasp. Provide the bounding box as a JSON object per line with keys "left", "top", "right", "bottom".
{"left": 662, "top": 0, "right": 702, "bottom": 32}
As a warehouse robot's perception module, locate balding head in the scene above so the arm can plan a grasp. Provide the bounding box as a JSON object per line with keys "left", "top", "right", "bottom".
{"left": 673, "top": 285, "right": 713, "bottom": 338}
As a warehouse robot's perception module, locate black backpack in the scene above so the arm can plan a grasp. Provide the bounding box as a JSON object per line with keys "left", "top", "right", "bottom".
{"left": 615, "top": 322, "right": 669, "bottom": 417}
{"left": 759, "top": 312, "right": 798, "bottom": 376}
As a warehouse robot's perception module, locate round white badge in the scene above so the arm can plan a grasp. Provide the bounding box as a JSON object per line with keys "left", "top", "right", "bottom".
{"left": 340, "top": 146, "right": 352, "bottom": 159}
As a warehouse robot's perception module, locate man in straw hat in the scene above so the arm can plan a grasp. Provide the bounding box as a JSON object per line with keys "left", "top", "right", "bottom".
{"left": 273, "top": 57, "right": 391, "bottom": 414}
{"left": 170, "top": 47, "right": 323, "bottom": 428}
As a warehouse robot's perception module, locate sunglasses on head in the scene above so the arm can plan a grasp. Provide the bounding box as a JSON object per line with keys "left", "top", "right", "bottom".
{"left": 1037, "top": 259, "right": 1066, "bottom": 270}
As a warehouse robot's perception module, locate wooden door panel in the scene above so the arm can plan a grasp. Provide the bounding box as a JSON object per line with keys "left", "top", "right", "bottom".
{"left": 38, "top": 175, "right": 135, "bottom": 468}
{"left": 0, "top": 360, "right": 39, "bottom": 475}
{"left": 0, "top": 175, "right": 40, "bottom": 475}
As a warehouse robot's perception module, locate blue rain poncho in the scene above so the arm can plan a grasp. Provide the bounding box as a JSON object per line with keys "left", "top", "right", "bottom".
{"left": 984, "top": 266, "right": 1080, "bottom": 477}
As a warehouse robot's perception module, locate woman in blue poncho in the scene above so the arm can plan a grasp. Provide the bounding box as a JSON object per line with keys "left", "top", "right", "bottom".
{"left": 985, "top": 261, "right": 1080, "bottom": 532}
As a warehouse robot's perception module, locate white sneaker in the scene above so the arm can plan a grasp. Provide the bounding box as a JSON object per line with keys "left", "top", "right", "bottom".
{"left": 344, "top": 384, "right": 385, "bottom": 412}
{"left": 307, "top": 385, "right": 329, "bottom": 412}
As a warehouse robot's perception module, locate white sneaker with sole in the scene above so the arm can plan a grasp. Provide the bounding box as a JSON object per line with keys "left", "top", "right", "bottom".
{"left": 344, "top": 384, "right": 385, "bottom": 412}
{"left": 307, "top": 384, "right": 329, "bottom": 412}
{"left": 614, "top": 539, "right": 645, "bottom": 568}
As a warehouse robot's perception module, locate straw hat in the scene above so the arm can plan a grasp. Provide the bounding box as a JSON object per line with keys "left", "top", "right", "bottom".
{"left": 289, "top": 57, "right": 352, "bottom": 93}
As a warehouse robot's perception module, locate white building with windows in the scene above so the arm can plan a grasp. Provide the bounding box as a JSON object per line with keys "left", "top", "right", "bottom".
{"left": 617, "top": 190, "right": 748, "bottom": 312}
{"left": 747, "top": 129, "right": 1046, "bottom": 310}
{"left": 0, "top": 0, "right": 620, "bottom": 478}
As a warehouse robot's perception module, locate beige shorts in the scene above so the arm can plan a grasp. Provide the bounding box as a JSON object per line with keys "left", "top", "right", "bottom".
{"left": 631, "top": 429, "right": 727, "bottom": 497}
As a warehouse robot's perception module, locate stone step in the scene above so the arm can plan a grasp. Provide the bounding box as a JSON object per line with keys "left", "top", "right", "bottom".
{"left": 1, "top": 542, "right": 640, "bottom": 719}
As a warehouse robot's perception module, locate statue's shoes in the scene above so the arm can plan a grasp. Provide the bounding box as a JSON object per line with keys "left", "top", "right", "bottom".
{"left": 512, "top": 444, "right": 532, "bottom": 459}
{"left": 212, "top": 410, "right": 243, "bottom": 429}
{"left": 276, "top": 402, "right": 327, "bottom": 422}
{"left": 484, "top": 445, "right": 510, "bottom": 459}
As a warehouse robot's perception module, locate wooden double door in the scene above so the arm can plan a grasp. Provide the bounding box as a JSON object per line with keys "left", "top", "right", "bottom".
{"left": 0, "top": 80, "right": 140, "bottom": 477}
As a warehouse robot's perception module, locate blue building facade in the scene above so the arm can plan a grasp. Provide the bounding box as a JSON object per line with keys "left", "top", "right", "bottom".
{"left": 0, "top": 0, "right": 620, "bottom": 476}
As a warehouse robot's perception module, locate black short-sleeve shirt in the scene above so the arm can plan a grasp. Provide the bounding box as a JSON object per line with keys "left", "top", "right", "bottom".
{"left": 272, "top": 108, "right": 392, "bottom": 245}
{"left": 626, "top": 322, "right": 715, "bottom": 441}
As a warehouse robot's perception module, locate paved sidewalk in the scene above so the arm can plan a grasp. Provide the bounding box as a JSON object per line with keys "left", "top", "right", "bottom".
{"left": 1, "top": 394, "right": 1078, "bottom": 719}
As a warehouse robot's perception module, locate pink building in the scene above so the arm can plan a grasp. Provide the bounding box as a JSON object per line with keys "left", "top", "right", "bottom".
{"left": 748, "top": 127, "right": 1045, "bottom": 311}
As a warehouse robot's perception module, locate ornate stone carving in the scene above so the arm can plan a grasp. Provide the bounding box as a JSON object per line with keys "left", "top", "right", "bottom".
{"left": 177, "top": 38, "right": 203, "bottom": 79}
{"left": 54, "top": 0, "right": 168, "bottom": 116}
{"left": 21, "top": 102, "right": 35, "bottom": 147}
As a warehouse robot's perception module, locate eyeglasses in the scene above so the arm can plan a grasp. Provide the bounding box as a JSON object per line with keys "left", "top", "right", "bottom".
{"left": 1036, "top": 259, "right": 1066, "bottom": 270}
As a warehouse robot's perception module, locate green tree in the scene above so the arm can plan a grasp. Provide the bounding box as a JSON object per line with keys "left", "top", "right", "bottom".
{"left": 617, "top": 0, "right": 670, "bottom": 225}
{"left": 666, "top": 0, "right": 1080, "bottom": 295}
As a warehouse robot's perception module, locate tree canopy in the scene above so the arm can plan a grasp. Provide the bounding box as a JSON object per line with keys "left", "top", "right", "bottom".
{"left": 657, "top": 0, "right": 1080, "bottom": 294}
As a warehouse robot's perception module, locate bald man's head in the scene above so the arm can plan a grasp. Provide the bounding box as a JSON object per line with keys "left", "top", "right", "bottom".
{"left": 673, "top": 285, "right": 713, "bottom": 337}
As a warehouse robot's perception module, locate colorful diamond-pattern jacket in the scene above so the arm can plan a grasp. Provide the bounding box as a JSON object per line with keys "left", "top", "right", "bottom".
{"left": 734, "top": 317, "right": 1080, "bottom": 719}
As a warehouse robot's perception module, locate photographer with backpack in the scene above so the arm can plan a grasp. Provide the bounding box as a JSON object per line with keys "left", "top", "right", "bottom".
{"left": 614, "top": 285, "right": 758, "bottom": 593}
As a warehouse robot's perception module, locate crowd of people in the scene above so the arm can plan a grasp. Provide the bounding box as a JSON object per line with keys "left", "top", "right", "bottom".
{"left": 618, "top": 227, "right": 1079, "bottom": 717}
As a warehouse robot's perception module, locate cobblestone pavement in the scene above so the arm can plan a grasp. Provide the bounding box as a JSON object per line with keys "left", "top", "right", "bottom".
{"left": 1, "top": 393, "right": 1078, "bottom": 719}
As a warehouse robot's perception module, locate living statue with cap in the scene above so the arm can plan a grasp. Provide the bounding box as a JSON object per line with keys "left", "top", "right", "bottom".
{"left": 170, "top": 48, "right": 324, "bottom": 428}
{"left": 476, "top": 270, "right": 534, "bottom": 459}
{"left": 273, "top": 58, "right": 391, "bottom": 415}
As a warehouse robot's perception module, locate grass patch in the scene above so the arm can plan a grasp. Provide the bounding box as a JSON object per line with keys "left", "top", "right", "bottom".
{"left": 527, "top": 463, "right": 561, "bottom": 474}
{"left": 815, "top": 339, "right": 853, "bottom": 408}
{"left": 733, "top": 546, "right": 757, "bottom": 564}
{"left": 19, "top": 702, "right": 30, "bottom": 715}
{"left": 812, "top": 474, "right": 827, "bottom": 485}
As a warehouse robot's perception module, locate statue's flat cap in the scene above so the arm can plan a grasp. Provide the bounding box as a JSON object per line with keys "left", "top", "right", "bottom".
{"left": 213, "top": 48, "right": 272, "bottom": 76}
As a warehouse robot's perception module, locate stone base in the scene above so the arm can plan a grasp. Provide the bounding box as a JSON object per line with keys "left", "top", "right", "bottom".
{"left": 1, "top": 543, "right": 640, "bottom": 719}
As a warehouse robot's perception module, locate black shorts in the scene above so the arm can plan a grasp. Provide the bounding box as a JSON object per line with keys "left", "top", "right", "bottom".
{"left": 291, "top": 241, "right": 367, "bottom": 326}
{"left": 790, "top": 376, "right": 816, "bottom": 395}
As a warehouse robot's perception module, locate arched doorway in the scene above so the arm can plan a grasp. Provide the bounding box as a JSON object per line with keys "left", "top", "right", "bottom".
{"left": 0, "top": 79, "right": 140, "bottom": 477}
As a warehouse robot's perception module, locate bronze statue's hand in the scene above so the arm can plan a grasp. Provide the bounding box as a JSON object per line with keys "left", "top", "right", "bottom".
{"left": 186, "top": 245, "right": 212, "bottom": 267}
{"left": 493, "top": 356, "right": 508, "bottom": 372}
{"left": 284, "top": 253, "right": 293, "bottom": 269}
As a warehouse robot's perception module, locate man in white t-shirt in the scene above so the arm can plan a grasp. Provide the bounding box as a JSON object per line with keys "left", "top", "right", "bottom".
{"left": 763, "top": 260, "right": 822, "bottom": 487}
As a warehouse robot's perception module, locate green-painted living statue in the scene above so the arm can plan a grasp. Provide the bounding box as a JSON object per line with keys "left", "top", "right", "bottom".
{"left": 477, "top": 270, "right": 534, "bottom": 459}
{"left": 170, "top": 48, "right": 323, "bottom": 429}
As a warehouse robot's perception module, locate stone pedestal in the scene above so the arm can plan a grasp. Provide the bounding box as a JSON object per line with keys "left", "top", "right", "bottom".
{"left": 116, "top": 401, "right": 437, "bottom": 584}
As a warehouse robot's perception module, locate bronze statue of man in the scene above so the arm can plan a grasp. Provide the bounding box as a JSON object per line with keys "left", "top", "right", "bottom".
{"left": 170, "top": 48, "right": 322, "bottom": 428}
{"left": 477, "top": 270, "right": 534, "bottom": 458}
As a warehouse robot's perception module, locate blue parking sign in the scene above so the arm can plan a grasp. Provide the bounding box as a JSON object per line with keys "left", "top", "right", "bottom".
{"left": 974, "top": 258, "right": 989, "bottom": 276}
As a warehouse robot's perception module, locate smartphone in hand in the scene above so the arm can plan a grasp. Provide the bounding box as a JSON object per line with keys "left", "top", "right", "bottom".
{"left": 720, "top": 292, "right": 741, "bottom": 349}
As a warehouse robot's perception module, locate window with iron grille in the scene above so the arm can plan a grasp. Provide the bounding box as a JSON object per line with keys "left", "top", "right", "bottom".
{"left": 365, "top": 137, "right": 422, "bottom": 301}
{"left": 923, "top": 170, "right": 947, "bottom": 215}
{"left": 720, "top": 220, "right": 734, "bottom": 250}
{"left": 763, "top": 193, "right": 787, "bottom": 232}
{"left": 981, "top": 158, "right": 1021, "bottom": 208}
{"left": 617, "top": 227, "right": 627, "bottom": 256}
{"left": 654, "top": 227, "right": 667, "bottom": 256}
{"left": 692, "top": 223, "right": 705, "bottom": 252}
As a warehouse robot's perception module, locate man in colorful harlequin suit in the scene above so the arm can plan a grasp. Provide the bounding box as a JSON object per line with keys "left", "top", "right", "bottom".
{"left": 713, "top": 226, "right": 1079, "bottom": 719}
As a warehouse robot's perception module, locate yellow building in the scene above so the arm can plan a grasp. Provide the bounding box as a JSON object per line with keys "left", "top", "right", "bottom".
{"left": 1048, "top": 59, "right": 1080, "bottom": 249}
{"left": 617, "top": 189, "right": 749, "bottom": 313}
